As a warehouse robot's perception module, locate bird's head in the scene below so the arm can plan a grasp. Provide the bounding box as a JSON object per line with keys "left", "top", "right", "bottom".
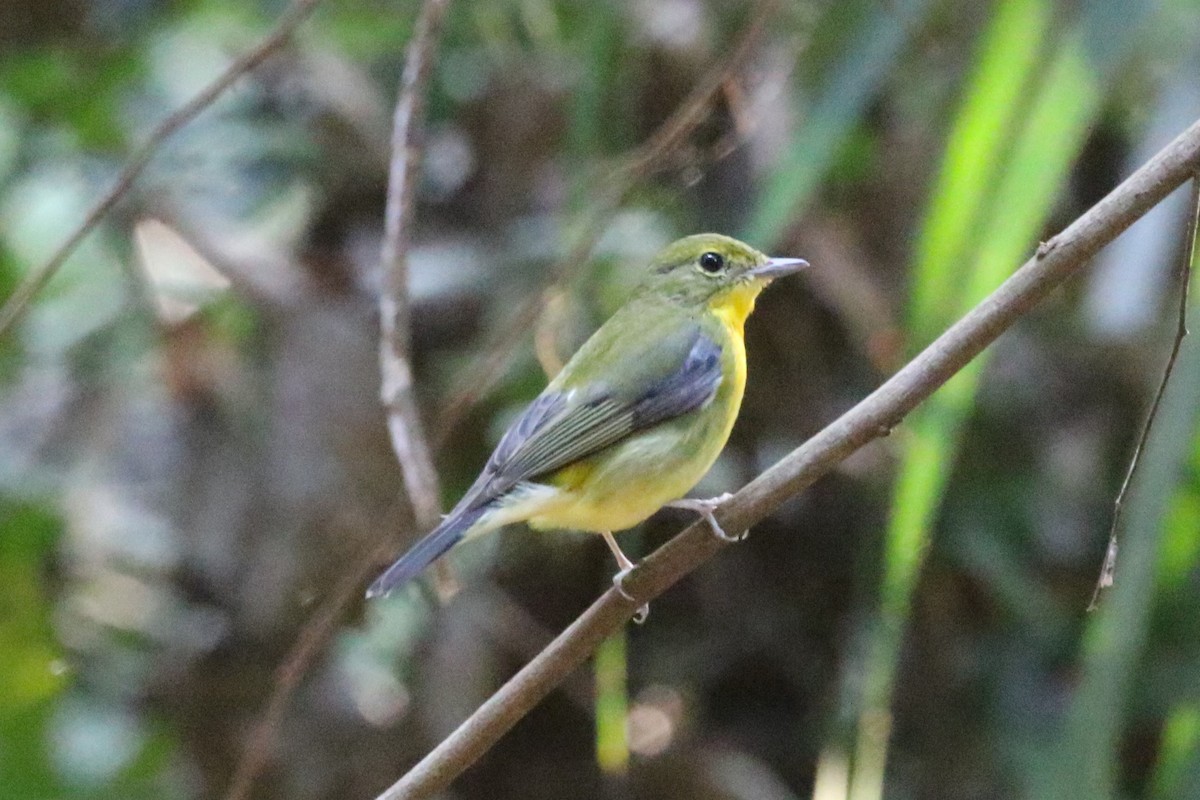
{"left": 638, "top": 233, "right": 808, "bottom": 311}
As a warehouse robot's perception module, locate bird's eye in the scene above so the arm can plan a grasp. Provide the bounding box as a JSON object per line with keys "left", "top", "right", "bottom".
{"left": 698, "top": 251, "right": 725, "bottom": 273}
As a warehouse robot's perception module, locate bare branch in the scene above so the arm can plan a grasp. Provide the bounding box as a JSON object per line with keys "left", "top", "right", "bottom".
{"left": 1089, "top": 170, "right": 1200, "bottom": 610}
{"left": 0, "top": 0, "right": 325, "bottom": 339}
{"left": 212, "top": 11, "right": 771, "bottom": 797}
{"left": 378, "top": 0, "right": 453, "bottom": 537}
{"left": 433, "top": 0, "right": 781, "bottom": 448}
{"left": 377, "top": 117, "right": 1200, "bottom": 800}
{"left": 221, "top": 6, "right": 452, "bottom": 796}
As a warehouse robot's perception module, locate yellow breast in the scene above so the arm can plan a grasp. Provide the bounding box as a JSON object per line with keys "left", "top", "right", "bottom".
{"left": 707, "top": 281, "right": 759, "bottom": 404}
{"left": 522, "top": 283, "right": 764, "bottom": 535}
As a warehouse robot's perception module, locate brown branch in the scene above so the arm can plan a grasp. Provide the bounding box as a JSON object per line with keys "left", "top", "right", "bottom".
{"left": 221, "top": 6, "right": 452, "bottom": 797}
{"left": 1088, "top": 171, "right": 1200, "bottom": 610}
{"left": 0, "top": 0, "right": 325, "bottom": 339}
{"left": 378, "top": 0, "right": 452, "bottom": 536}
{"left": 433, "top": 0, "right": 781, "bottom": 449}
{"left": 376, "top": 117, "right": 1200, "bottom": 800}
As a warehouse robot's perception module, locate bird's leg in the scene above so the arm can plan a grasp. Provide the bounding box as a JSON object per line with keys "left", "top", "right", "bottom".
{"left": 601, "top": 530, "right": 649, "bottom": 624}
{"left": 666, "top": 492, "right": 746, "bottom": 542}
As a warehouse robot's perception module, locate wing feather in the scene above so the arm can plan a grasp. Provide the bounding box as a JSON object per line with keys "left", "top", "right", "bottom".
{"left": 456, "top": 328, "right": 722, "bottom": 511}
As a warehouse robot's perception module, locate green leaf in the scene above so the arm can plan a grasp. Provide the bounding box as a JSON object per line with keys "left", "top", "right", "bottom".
{"left": 846, "top": 1, "right": 1152, "bottom": 796}
{"left": 594, "top": 628, "right": 629, "bottom": 774}
{"left": 1043, "top": 178, "right": 1200, "bottom": 800}
{"left": 907, "top": 0, "right": 1053, "bottom": 343}
{"left": 1153, "top": 703, "right": 1200, "bottom": 800}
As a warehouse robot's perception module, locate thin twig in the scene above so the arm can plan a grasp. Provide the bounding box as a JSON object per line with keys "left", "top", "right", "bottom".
{"left": 433, "top": 0, "right": 780, "bottom": 449}
{"left": 221, "top": 6, "right": 452, "bottom": 797}
{"left": 213, "top": 13, "right": 768, "bottom": 799}
{"left": 378, "top": 0, "right": 452, "bottom": 536}
{"left": 377, "top": 117, "right": 1200, "bottom": 800}
{"left": 1088, "top": 172, "right": 1200, "bottom": 611}
{"left": 614, "top": 1, "right": 780, "bottom": 186}
{"left": 0, "top": 0, "right": 324, "bottom": 339}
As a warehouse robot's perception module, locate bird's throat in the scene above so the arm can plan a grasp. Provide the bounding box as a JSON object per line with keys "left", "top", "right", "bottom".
{"left": 708, "top": 281, "right": 763, "bottom": 335}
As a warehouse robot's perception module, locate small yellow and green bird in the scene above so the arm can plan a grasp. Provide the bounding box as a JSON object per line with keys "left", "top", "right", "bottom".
{"left": 368, "top": 233, "right": 807, "bottom": 601}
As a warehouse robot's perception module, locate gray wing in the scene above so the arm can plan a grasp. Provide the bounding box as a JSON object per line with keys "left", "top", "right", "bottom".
{"left": 456, "top": 328, "right": 722, "bottom": 511}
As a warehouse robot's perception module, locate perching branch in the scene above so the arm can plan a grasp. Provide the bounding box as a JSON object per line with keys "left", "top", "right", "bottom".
{"left": 219, "top": 9, "right": 779, "bottom": 796}
{"left": 222, "top": 6, "right": 452, "bottom": 797}
{"left": 0, "top": 0, "right": 325, "bottom": 339}
{"left": 433, "top": 0, "right": 782, "bottom": 448}
{"left": 1088, "top": 170, "right": 1200, "bottom": 610}
{"left": 378, "top": 0, "right": 453, "bottom": 537}
{"left": 377, "top": 117, "right": 1200, "bottom": 800}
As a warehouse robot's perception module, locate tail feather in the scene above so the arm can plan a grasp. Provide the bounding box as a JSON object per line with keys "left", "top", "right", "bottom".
{"left": 366, "top": 506, "right": 487, "bottom": 598}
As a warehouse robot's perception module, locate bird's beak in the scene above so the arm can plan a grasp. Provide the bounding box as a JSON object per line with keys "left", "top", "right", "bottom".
{"left": 748, "top": 257, "right": 810, "bottom": 280}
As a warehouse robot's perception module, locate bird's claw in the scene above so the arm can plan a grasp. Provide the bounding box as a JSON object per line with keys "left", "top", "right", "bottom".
{"left": 612, "top": 568, "right": 650, "bottom": 624}
{"left": 707, "top": 517, "right": 748, "bottom": 543}
{"left": 667, "top": 493, "right": 747, "bottom": 543}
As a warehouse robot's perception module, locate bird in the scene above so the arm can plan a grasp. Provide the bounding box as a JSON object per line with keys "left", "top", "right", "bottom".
{"left": 368, "top": 233, "right": 808, "bottom": 610}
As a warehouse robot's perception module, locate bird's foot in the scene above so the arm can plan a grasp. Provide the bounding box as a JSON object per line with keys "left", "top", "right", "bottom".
{"left": 667, "top": 493, "right": 746, "bottom": 543}
{"left": 612, "top": 568, "right": 650, "bottom": 624}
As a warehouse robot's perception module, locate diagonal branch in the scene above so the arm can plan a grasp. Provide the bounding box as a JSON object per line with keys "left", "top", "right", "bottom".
{"left": 217, "top": 9, "right": 775, "bottom": 797}
{"left": 0, "top": 0, "right": 325, "bottom": 338}
{"left": 378, "top": 0, "right": 452, "bottom": 535}
{"left": 377, "top": 116, "right": 1200, "bottom": 800}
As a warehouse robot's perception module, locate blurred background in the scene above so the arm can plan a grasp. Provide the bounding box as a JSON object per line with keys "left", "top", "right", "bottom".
{"left": 2, "top": 0, "right": 1200, "bottom": 798}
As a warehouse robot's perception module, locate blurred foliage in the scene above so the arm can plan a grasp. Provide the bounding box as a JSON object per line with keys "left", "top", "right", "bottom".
{"left": 0, "top": 501, "right": 67, "bottom": 797}
{"left": 1046, "top": 226, "right": 1200, "bottom": 799}
{"left": 1, "top": 1, "right": 1199, "bottom": 799}
{"left": 848, "top": 0, "right": 1152, "bottom": 796}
